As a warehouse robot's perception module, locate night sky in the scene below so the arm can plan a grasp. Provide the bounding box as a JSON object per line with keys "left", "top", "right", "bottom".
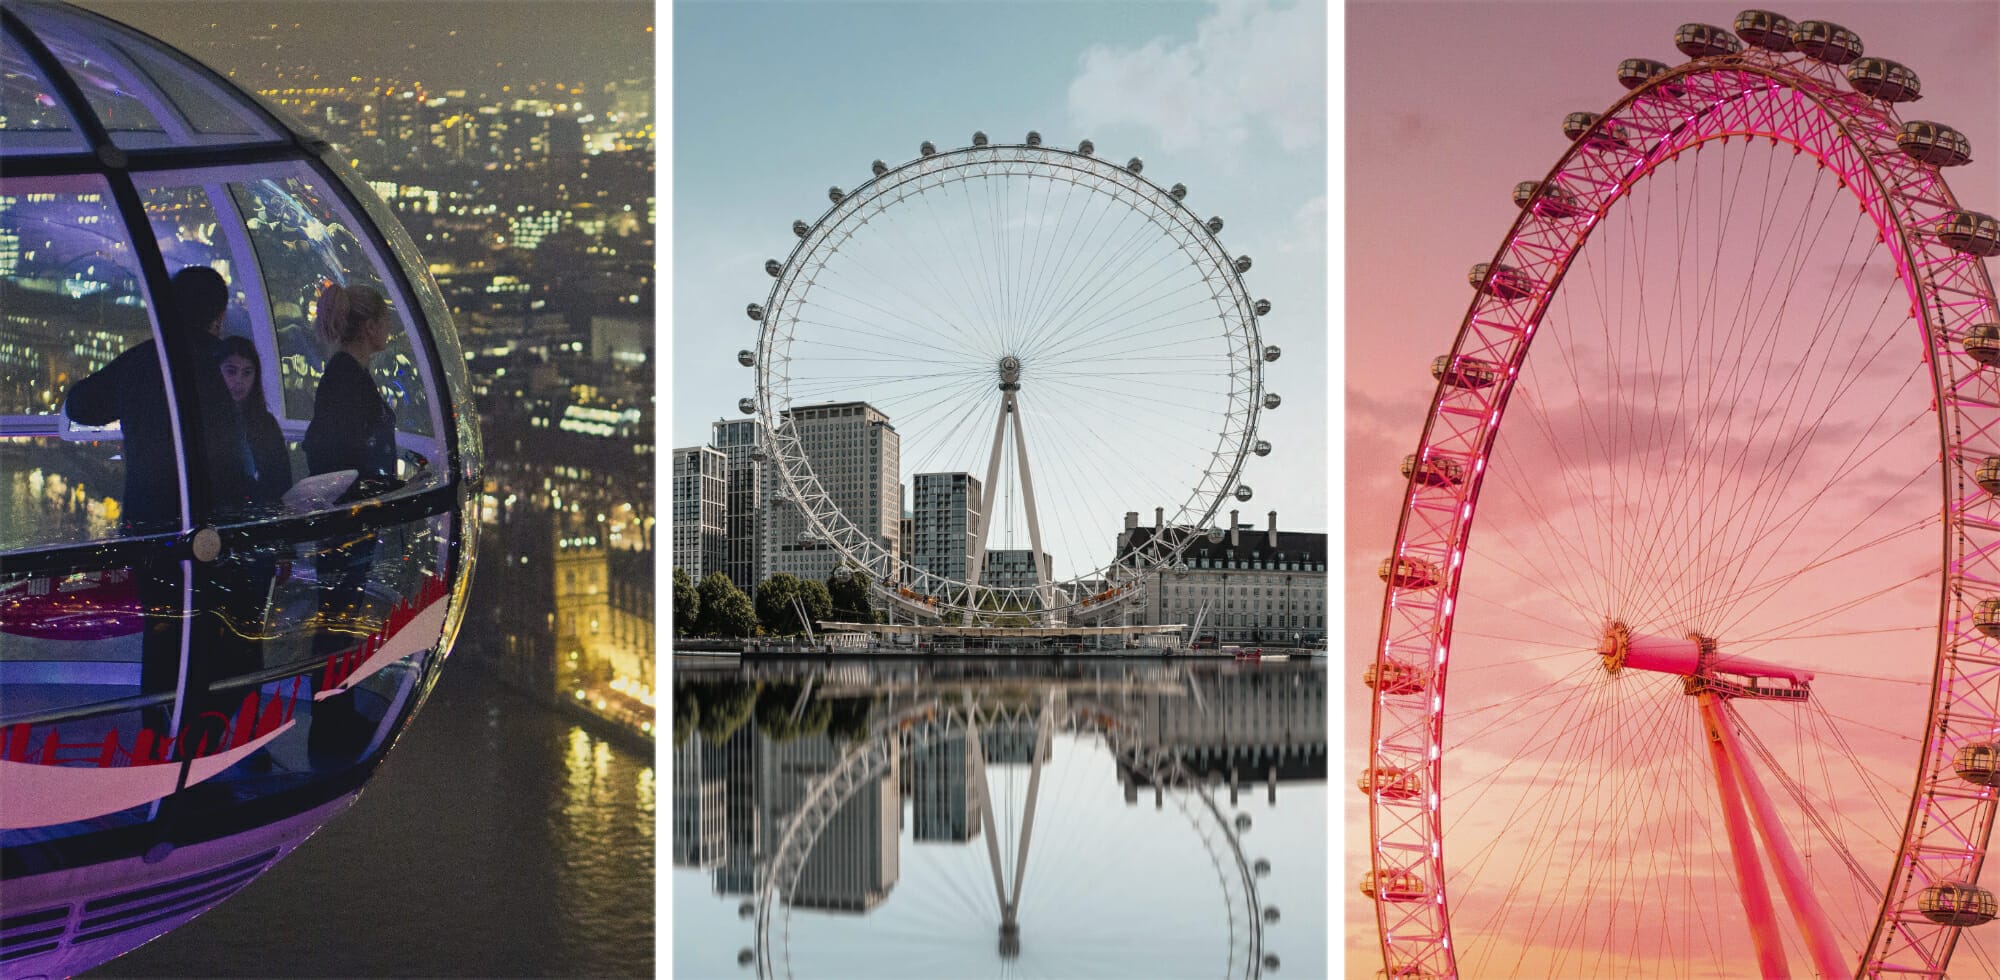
{"left": 80, "top": 0, "right": 652, "bottom": 97}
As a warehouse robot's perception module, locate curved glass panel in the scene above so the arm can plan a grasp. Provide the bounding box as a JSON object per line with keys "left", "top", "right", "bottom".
{"left": 326, "top": 159, "right": 481, "bottom": 483}
{"left": 103, "top": 35, "right": 277, "bottom": 141}
{"left": 1, "top": 27, "right": 86, "bottom": 154}
{"left": 11, "top": 6, "right": 165, "bottom": 145}
{"left": 0, "top": 173, "right": 174, "bottom": 550}
{"left": 0, "top": 510, "right": 454, "bottom": 846}
{"left": 10, "top": 3, "right": 280, "bottom": 150}
{"left": 228, "top": 167, "right": 438, "bottom": 443}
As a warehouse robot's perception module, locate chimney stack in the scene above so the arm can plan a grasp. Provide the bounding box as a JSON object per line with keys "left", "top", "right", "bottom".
{"left": 1230, "top": 509, "right": 1240, "bottom": 547}
{"left": 1125, "top": 511, "right": 1139, "bottom": 532}
{"left": 1155, "top": 506, "right": 1164, "bottom": 530}
{"left": 1268, "top": 510, "right": 1278, "bottom": 548}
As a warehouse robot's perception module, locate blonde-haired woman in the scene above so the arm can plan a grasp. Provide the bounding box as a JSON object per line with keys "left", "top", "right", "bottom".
{"left": 301, "top": 281, "right": 398, "bottom": 492}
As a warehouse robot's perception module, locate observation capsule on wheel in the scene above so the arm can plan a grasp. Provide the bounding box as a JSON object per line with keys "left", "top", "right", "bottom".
{"left": 827, "top": 186, "right": 845, "bottom": 205}
{"left": 1263, "top": 344, "right": 1281, "bottom": 362}
{"left": 1964, "top": 323, "right": 2000, "bottom": 366}
{"left": 1615, "top": 57, "right": 1671, "bottom": 89}
{"left": 738, "top": 397, "right": 757, "bottom": 415}
{"left": 1365, "top": 658, "right": 1430, "bottom": 695}
{"left": 1077, "top": 139, "right": 1094, "bottom": 156}
{"left": 1976, "top": 455, "right": 2000, "bottom": 495}
{"left": 1253, "top": 440, "right": 1272, "bottom": 457}
{"left": 765, "top": 258, "right": 783, "bottom": 277}
{"left": 1234, "top": 485, "right": 1254, "bottom": 502}
{"left": 1732, "top": 10, "right": 1796, "bottom": 51}
{"left": 1674, "top": 22, "right": 1743, "bottom": 58}
{"left": 1789, "top": 20, "right": 1863, "bottom": 65}
{"left": 1938, "top": 211, "right": 2000, "bottom": 258}
{"left": 1401, "top": 453, "right": 1466, "bottom": 487}
{"left": 1514, "top": 181, "right": 1584, "bottom": 218}
{"left": 1432, "top": 354, "right": 1503, "bottom": 389}
{"left": 736, "top": 349, "right": 755, "bottom": 367}
{"left": 1126, "top": 156, "right": 1144, "bottom": 175}
{"left": 1263, "top": 392, "right": 1282, "bottom": 410}
{"left": 1918, "top": 883, "right": 1998, "bottom": 927}
{"left": 1897, "top": 121, "right": 1973, "bottom": 167}
{"left": 1955, "top": 742, "right": 2000, "bottom": 786}
{"left": 972, "top": 130, "right": 988, "bottom": 147}
{"left": 1847, "top": 57, "right": 1922, "bottom": 102}
{"left": 745, "top": 302, "right": 763, "bottom": 321}
{"left": 1254, "top": 298, "right": 1272, "bottom": 316}
{"left": 1975, "top": 597, "right": 2000, "bottom": 637}
{"left": 871, "top": 159, "right": 888, "bottom": 176}
{"left": 1025, "top": 130, "right": 1042, "bottom": 146}
{"left": 1233, "top": 255, "right": 1253, "bottom": 274}
{"left": 1470, "top": 262, "right": 1536, "bottom": 299}
{"left": 920, "top": 140, "right": 937, "bottom": 157}
{"left": 1358, "top": 765, "right": 1421, "bottom": 800}
{"left": 1170, "top": 182, "right": 1188, "bottom": 200}
{"left": 1206, "top": 216, "right": 1225, "bottom": 235}
{"left": 1563, "top": 111, "right": 1629, "bottom": 149}
{"left": 1378, "top": 556, "right": 1442, "bottom": 590}
{"left": 793, "top": 219, "right": 810, "bottom": 238}
{"left": 1360, "top": 869, "right": 1429, "bottom": 902}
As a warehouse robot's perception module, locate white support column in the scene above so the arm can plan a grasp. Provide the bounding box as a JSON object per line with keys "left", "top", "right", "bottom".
{"left": 1007, "top": 394, "right": 1053, "bottom": 619}
{"left": 966, "top": 714, "right": 1010, "bottom": 918}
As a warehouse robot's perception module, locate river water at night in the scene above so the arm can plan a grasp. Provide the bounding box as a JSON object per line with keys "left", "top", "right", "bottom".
{"left": 86, "top": 660, "right": 656, "bottom": 979}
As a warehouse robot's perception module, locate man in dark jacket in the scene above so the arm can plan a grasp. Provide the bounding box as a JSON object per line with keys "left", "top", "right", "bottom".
{"left": 63, "top": 265, "right": 256, "bottom": 750}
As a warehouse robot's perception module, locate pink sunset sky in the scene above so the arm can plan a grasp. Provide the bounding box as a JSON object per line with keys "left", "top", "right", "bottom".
{"left": 1343, "top": 2, "right": 2000, "bottom": 976}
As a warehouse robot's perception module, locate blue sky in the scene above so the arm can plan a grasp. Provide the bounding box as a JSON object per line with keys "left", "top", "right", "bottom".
{"left": 670, "top": 0, "right": 1329, "bottom": 572}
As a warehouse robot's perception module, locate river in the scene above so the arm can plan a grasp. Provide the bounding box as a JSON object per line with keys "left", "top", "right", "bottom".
{"left": 87, "top": 659, "right": 656, "bottom": 979}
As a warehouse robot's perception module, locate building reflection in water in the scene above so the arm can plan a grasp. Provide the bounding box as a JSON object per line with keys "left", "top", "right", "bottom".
{"left": 672, "top": 659, "right": 1326, "bottom": 979}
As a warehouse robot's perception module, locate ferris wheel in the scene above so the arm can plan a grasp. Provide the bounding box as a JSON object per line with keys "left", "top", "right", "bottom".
{"left": 1365, "top": 11, "right": 1999, "bottom": 980}
{"left": 735, "top": 133, "right": 1279, "bottom": 622}
{"left": 745, "top": 692, "right": 1277, "bottom": 979}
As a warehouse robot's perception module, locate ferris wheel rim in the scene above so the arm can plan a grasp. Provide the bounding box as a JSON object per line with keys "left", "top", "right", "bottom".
{"left": 746, "top": 139, "right": 1268, "bottom": 618}
{"left": 1365, "top": 47, "right": 2000, "bottom": 979}
{"left": 749, "top": 700, "right": 1264, "bottom": 980}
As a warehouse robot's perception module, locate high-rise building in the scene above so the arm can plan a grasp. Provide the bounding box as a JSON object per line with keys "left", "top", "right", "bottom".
{"left": 672, "top": 737, "right": 725, "bottom": 869}
{"left": 672, "top": 445, "right": 726, "bottom": 579}
{"left": 911, "top": 472, "right": 981, "bottom": 586}
{"left": 1117, "top": 509, "right": 1329, "bottom": 645}
{"left": 981, "top": 549, "right": 1050, "bottom": 592}
{"left": 711, "top": 418, "right": 764, "bottom": 593}
{"left": 909, "top": 732, "right": 981, "bottom": 843}
{"left": 761, "top": 401, "right": 900, "bottom": 585}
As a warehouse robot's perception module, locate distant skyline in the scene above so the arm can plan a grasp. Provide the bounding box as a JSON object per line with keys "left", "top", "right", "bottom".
{"left": 81, "top": 1, "right": 652, "bottom": 97}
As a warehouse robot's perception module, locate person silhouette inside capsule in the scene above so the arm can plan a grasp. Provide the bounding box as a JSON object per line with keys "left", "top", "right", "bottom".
{"left": 213, "top": 335, "right": 292, "bottom": 685}
{"left": 63, "top": 265, "right": 257, "bottom": 747}
{"left": 301, "top": 281, "right": 403, "bottom": 765}
{"left": 303, "top": 281, "right": 401, "bottom": 499}
{"left": 216, "top": 334, "right": 293, "bottom": 510}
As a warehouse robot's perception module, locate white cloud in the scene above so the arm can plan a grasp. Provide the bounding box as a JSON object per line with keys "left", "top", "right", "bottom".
{"left": 1066, "top": 0, "right": 1324, "bottom": 159}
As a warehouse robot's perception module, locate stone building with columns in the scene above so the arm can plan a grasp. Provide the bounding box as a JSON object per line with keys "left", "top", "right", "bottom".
{"left": 1114, "top": 509, "right": 1328, "bottom": 646}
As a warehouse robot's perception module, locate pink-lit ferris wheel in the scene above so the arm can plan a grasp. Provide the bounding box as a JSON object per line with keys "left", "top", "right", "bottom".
{"left": 1366, "top": 11, "right": 1999, "bottom": 979}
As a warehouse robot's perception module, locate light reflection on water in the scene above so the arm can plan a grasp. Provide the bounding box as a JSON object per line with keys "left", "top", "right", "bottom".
{"left": 89, "top": 660, "right": 655, "bottom": 979}
{"left": 672, "top": 658, "right": 1327, "bottom": 980}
